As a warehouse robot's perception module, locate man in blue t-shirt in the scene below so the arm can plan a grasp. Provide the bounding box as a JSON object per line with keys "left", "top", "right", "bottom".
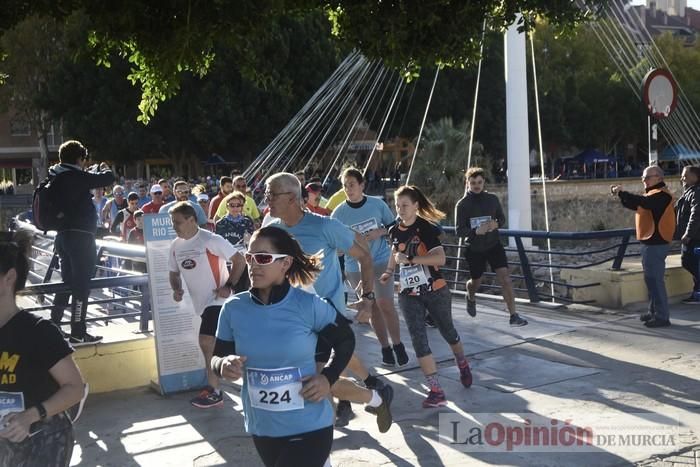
{"left": 265, "top": 172, "right": 393, "bottom": 428}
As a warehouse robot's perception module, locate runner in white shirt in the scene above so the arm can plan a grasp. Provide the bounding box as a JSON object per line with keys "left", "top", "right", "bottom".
{"left": 168, "top": 202, "right": 246, "bottom": 408}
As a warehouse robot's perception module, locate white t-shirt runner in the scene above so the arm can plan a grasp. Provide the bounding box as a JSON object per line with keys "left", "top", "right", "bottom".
{"left": 168, "top": 229, "right": 240, "bottom": 314}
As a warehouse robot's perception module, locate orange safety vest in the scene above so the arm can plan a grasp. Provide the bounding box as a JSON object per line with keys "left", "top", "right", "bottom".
{"left": 635, "top": 187, "right": 675, "bottom": 242}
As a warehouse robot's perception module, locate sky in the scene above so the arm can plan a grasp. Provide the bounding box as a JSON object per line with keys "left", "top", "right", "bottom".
{"left": 631, "top": 0, "right": 700, "bottom": 10}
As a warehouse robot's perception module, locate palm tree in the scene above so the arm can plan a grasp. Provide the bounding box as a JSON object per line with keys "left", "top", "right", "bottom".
{"left": 409, "top": 117, "right": 487, "bottom": 222}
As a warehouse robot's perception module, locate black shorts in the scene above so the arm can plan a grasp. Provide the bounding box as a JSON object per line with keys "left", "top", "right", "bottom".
{"left": 465, "top": 243, "right": 508, "bottom": 279}
{"left": 200, "top": 305, "right": 222, "bottom": 337}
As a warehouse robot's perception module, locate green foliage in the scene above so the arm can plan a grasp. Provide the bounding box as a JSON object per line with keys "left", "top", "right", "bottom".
{"left": 42, "top": 11, "right": 341, "bottom": 171}
{"left": 409, "top": 117, "right": 484, "bottom": 222}
{"left": 0, "top": 0, "right": 606, "bottom": 122}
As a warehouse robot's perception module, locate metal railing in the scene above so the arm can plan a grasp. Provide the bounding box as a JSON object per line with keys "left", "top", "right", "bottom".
{"left": 14, "top": 218, "right": 151, "bottom": 332}
{"left": 439, "top": 227, "right": 643, "bottom": 305}
{"left": 12, "top": 216, "right": 662, "bottom": 318}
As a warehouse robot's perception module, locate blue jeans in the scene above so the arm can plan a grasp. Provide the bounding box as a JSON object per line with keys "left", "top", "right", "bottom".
{"left": 52, "top": 230, "right": 97, "bottom": 337}
{"left": 641, "top": 243, "right": 671, "bottom": 321}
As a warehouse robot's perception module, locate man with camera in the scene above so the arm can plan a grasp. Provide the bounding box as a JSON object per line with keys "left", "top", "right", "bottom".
{"left": 49, "top": 140, "right": 115, "bottom": 344}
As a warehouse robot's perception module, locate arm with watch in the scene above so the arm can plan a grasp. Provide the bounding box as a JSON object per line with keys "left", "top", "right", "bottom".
{"left": 215, "top": 252, "right": 246, "bottom": 298}
{"left": 0, "top": 356, "right": 84, "bottom": 443}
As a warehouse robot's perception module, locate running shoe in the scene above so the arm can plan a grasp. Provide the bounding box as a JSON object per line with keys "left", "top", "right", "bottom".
{"left": 69, "top": 333, "right": 103, "bottom": 346}
{"left": 509, "top": 313, "right": 528, "bottom": 327}
{"left": 366, "top": 385, "right": 394, "bottom": 433}
{"left": 425, "top": 313, "right": 437, "bottom": 328}
{"left": 393, "top": 343, "right": 410, "bottom": 367}
{"left": 381, "top": 346, "right": 396, "bottom": 367}
{"left": 644, "top": 318, "right": 671, "bottom": 328}
{"left": 190, "top": 387, "right": 224, "bottom": 409}
{"left": 364, "top": 376, "right": 384, "bottom": 391}
{"left": 639, "top": 312, "right": 654, "bottom": 322}
{"left": 335, "top": 400, "right": 355, "bottom": 427}
{"left": 422, "top": 389, "right": 447, "bottom": 408}
{"left": 681, "top": 294, "right": 698, "bottom": 304}
{"left": 466, "top": 298, "right": 477, "bottom": 317}
{"left": 458, "top": 361, "right": 473, "bottom": 388}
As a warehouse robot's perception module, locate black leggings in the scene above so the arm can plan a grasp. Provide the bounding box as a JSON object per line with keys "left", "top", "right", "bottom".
{"left": 252, "top": 426, "right": 333, "bottom": 467}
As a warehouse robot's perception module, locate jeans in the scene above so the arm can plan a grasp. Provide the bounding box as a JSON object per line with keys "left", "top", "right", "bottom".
{"left": 681, "top": 240, "right": 700, "bottom": 293}
{"left": 641, "top": 243, "right": 671, "bottom": 321}
{"left": 52, "top": 230, "right": 97, "bottom": 337}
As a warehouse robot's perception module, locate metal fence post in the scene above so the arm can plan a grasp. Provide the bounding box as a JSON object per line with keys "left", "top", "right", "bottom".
{"left": 514, "top": 236, "right": 540, "bottom": 303}
{"left": 611, "top": 233, "right": 630, "bottom": 271}
{"left": 139, "top": 282, "right": 151, "bottom": 333}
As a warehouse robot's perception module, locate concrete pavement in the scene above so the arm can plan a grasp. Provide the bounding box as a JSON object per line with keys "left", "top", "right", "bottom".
{"left": 69, "top": 297, "right": 700, "bottom": 466}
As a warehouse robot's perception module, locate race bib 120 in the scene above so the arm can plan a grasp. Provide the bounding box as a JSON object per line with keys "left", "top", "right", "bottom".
{"left": 247, "top": 367, "right": 304, "bottom": 412}
{"left": 399, "top": 264, "right": 429, "bottom": 289}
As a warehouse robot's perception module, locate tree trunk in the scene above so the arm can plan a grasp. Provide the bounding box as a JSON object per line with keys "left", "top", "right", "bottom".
{"left": 37, "top": 129, "right": 49, "bottom": 181}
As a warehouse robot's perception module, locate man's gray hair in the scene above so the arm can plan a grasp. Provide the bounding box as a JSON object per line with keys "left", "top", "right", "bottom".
{"left": 647, "top": 165, "right": 664, "bottom": 178}
{"left": 266, "top": 172, "right": 302, "bottom": 202}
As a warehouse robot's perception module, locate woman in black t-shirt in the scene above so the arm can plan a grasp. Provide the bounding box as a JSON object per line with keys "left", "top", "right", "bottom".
{"left": 0, "top": 231, "right": 85, "bottom": 467}
{"left": 380, "top": 186, "right": 472, "bottom": 409}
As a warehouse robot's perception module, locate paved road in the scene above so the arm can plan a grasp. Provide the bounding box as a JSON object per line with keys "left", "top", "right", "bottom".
{"left": 69, "top": 297, "right": 700, "bottom": 466}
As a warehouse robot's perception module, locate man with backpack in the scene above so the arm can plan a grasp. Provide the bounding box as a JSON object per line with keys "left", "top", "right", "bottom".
{"left": 45, "top": 140, "right": 115, "bottom": 344}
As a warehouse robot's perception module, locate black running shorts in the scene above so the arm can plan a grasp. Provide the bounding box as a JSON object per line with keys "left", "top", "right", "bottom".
{"left": 465, "top": 243, "right": 508, "bottom": 280}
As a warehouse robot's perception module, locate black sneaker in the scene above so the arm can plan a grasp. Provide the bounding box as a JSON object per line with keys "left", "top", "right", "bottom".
{"left": 381, "top": 346, "right": 396, "bottom": 367}
{"left": 509, "top": 314, "right": 528, "bottom": 327}
{"left": 190, "top": 387, "right": 224, "bottom": 408}
{"left": 644, "top": 318, "right": 671, "bottom": 328}
{"left": 393, "top": 343, "right": 409, "bottom": 367}
{"left": 364, "top": 375, "right": 384, "bottom": 391}
{"left": 69, "top": 333, "right": 103, "bottom": 346}
{"left": 640, "top": 312, "right": 654, "bottom": 322}
{"left": 466, "top": 298, "right": 477, "bottom": 317}
{"left": 425, "top": 313, "right": 437, "bottom": 328}
{"left": 681, "top": 295, "right": 698, "bottom": 304}
{"left": 365, "top": 385, "right": 394, "bottom": 433}
{"left": 335, "top": 400, "right": 355, "bottom": 427}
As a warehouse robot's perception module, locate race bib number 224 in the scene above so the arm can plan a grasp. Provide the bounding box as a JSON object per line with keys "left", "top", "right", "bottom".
{"left": 247, "top": 367, "right": 304, "bottom": 412}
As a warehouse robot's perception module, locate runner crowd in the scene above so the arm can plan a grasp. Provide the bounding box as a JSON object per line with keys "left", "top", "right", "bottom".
{"left": 1, "top": 140, "right": 533, "bottom": 467}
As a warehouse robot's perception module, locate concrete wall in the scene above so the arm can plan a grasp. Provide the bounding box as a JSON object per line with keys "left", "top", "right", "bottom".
{"left": 487, "top": 176, "right": 682, "bottom": 232}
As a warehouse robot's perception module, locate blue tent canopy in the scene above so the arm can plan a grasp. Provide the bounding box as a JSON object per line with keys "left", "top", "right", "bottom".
{"left": 659, "top": 144, "right": 700, "bottom": 161}
{"left": 571, "top": 149, "right": 617, "bottom": 164}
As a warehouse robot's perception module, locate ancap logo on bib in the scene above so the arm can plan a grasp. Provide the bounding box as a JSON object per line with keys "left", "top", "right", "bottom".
{"left": 181, "top": 259, "right": 197, "bottom": 269}
{"left": 260, "top": 374, "right": 269, "bottom": 385}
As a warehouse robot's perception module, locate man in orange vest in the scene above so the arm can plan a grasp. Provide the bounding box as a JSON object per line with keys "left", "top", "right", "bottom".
{"left": 611, "top": 165, "right": 675, "bottom": 328}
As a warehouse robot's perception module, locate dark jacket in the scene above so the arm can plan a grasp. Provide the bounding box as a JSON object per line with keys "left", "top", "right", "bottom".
{"left": 49, "top": 163, "right": 115, "bottom": 233}
{"left": 675, "top": 184, "right": 700, "bottom": 241}
{"left": 618, "top": 182, "right": 674, "bottom": 245}
{"left": 455, "top": 190, "right": 506, "bottom": 252}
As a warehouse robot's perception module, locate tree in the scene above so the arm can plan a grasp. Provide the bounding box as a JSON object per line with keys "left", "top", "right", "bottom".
{"left": 40, "top": 11, "right": 342, "bottom": 175}
{"left": 0, "top": 1, "right": 606, "bottom": 122}
{"left": 0, "top": 14, "right": 85, "bottom": 179}
{"left": 409, "top": 117, "right": 484, "bottom": 221}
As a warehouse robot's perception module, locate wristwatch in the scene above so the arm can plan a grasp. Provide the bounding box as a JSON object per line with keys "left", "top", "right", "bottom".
{"left": 36, "top": 403, "right": 47, "bottom": 421}
{"left": 361, "top": 291, "right": 376, "bottom": 301}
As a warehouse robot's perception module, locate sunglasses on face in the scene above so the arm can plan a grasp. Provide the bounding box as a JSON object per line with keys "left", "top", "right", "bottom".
{"left": 244, "top": 252, "right": 288, "bottom": 266}
{"left": 175, "top": 190, "right": 190, "bottom": 195}
{"left": 152, "top": 191, "right": 163, "bottom": 195}
{"left": 114, "top": 192, "right": 124, "bottom": 196}
{"left": 228, "top": 202, "right": 243, "bottom": 208}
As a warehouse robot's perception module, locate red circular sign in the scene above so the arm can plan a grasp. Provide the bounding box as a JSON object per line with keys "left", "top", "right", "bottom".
{"left": 642, "top": 69, "right": 677, "bottom": 119}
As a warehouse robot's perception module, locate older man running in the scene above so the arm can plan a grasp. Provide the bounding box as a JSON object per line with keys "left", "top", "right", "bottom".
{"left": 264, "top": 172, "right": 394, "bottom": 432}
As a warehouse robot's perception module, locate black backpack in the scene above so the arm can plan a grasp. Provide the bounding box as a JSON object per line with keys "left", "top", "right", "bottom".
{"left": 32, "top": 174, "right": 63, "bottom": 232}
